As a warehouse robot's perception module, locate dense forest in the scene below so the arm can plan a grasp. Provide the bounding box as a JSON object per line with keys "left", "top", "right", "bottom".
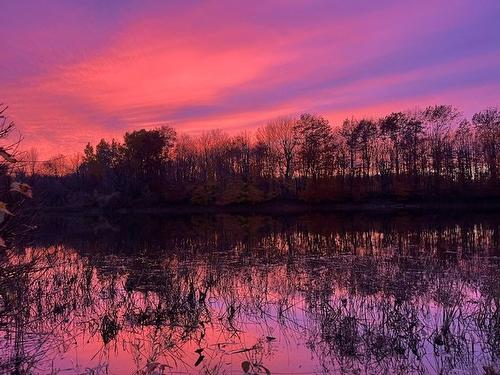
{"left": 12, "top": 104, "right": 500, "bottom": 208}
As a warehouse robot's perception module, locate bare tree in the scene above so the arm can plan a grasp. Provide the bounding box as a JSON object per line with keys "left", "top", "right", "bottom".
{"left": 422, "top": 105, "right": 460, "bottom": 179}
{"left": 256, "top": 116, "right": 298, "bottom": 181}
{"left": 294, "top": 113, "right": 334, "bottom": 179}
{"left": 472, "top": 108, "right": 500, "bottom": 182}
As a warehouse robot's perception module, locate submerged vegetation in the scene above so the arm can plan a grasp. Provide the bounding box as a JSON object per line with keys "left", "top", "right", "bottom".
{"left": 0, "top": 213, "right": 498, "bottom": 373}
{"left": 14, "top": 104, "right": 500, "bottom": 209}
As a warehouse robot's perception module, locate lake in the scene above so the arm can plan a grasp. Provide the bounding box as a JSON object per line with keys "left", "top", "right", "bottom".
{"left": 0, "top": 212, "right": 499, "bottom": 374}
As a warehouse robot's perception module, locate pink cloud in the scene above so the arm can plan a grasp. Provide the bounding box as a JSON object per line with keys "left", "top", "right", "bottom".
{"left": 1, "top": 0, "right": 498, "bottom": 157}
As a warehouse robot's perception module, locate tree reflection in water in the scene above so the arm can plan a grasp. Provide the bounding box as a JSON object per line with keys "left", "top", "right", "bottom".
{"left": 0, "top": 213, "right": 498, "bottom": 374}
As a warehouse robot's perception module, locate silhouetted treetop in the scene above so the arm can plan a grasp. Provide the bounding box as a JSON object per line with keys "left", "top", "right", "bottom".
{"left": 18, "top": 105, "right": 500, "bottom": 207}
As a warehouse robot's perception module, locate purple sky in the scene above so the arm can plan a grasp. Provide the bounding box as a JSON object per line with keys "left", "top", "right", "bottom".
{"left": 1, "top": 0, "right": 499, "bottom": 156}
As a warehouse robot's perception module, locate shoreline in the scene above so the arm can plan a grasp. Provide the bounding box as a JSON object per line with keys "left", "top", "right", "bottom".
{"left": 32, "top": 200, "right": 500, "bottom": 216}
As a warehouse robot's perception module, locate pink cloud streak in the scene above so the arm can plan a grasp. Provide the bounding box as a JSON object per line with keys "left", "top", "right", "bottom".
{"left": 1, "top": 0, "right": 498, "bottom": 157}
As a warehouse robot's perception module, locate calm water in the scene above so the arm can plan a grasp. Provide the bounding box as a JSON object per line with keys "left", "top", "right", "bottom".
{"left": 0, "top": 213, "right": 499, "bottom": 374}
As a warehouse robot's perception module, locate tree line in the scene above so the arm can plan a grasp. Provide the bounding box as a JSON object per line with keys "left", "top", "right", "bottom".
{"left": 21, "top": 104, "right": 500, "bottom": 207}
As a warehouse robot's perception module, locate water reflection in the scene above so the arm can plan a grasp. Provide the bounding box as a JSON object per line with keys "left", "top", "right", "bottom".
{"left": 0, "top": 213, "right": 499, "bottom": 374}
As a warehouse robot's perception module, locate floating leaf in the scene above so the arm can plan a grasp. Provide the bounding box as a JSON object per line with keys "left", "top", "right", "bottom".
{"left": 241, "top": 361, "right": 251, "bottom": 373}
{"left": 266, "top": 336, "right": 276, "bottom": 342}
{"left": 100, "top": 315, "right": 119, "bottom": 345}
{"left": 194, "top": 355, "right": 204, "bottom": 367}
{"left": 434, "top": 333, "right": 444, "bottom": 346}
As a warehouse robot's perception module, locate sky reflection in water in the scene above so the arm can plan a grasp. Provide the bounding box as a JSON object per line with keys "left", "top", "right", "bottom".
{"left": 0, "top": 213, "right": 499, "bottom": 374}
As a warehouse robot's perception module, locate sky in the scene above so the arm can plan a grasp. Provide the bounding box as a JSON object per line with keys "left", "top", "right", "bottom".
{"left": 1, "top": 0, "right": 500, "bottom": 157}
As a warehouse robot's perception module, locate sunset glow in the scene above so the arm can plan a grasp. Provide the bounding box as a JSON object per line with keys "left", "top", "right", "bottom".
{"left": 2, "top": 0, "right": 499, "bottom": 156}
{"left": 0, "top": 4, "right": 499, "bottom": 373}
